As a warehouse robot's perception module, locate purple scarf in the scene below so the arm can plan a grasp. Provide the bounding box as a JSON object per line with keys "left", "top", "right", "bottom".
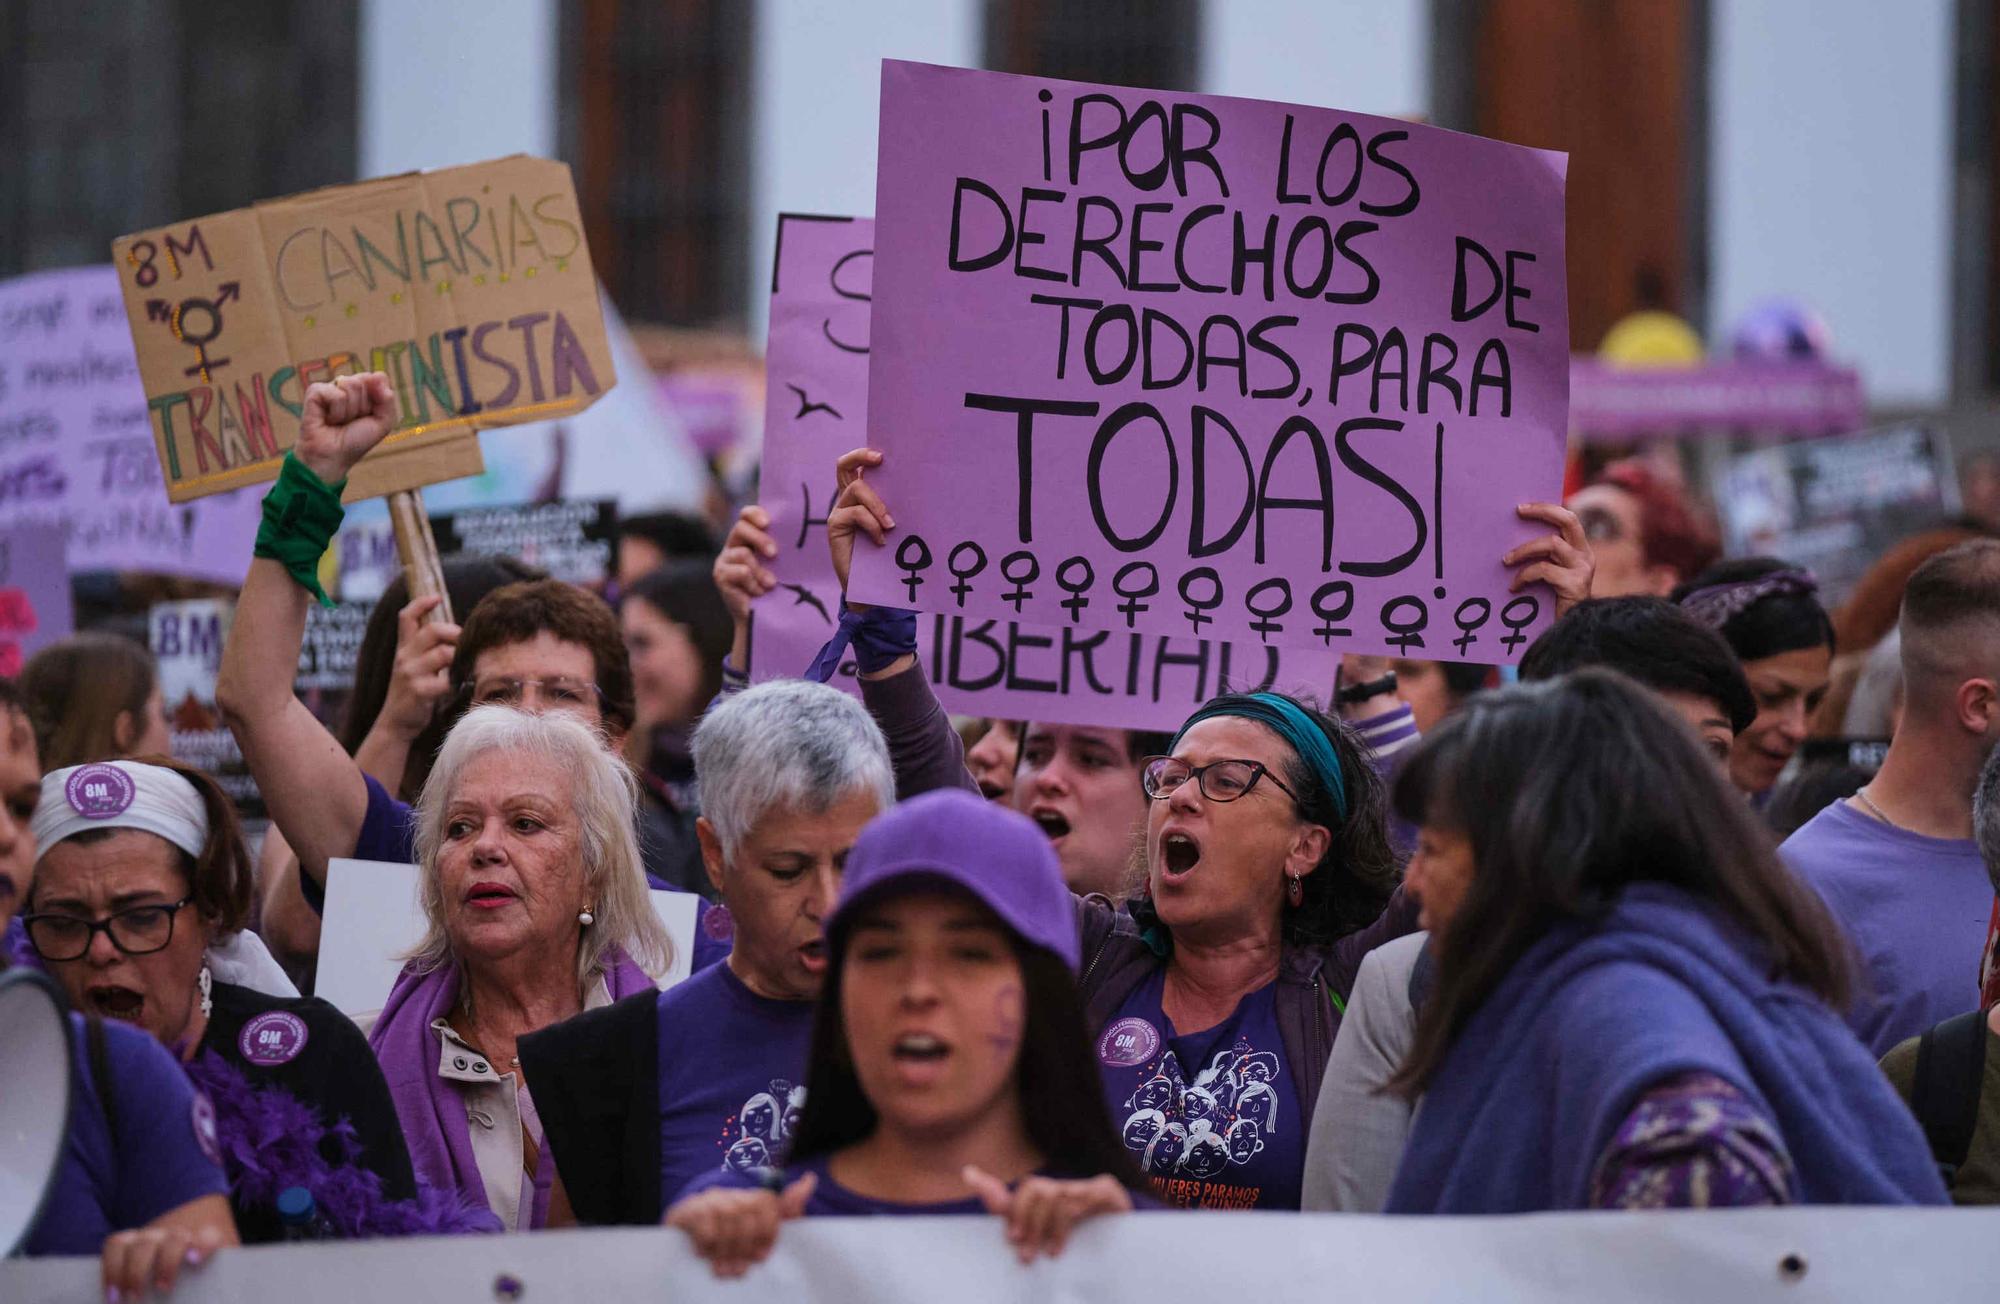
{"left": 367, "top": 948, "right": 657, "bottom": 1223}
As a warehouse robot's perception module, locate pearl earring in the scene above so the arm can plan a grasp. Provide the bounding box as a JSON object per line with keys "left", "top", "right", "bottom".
{"left": 578, "top": 908, "right": 595, "bottom": 927}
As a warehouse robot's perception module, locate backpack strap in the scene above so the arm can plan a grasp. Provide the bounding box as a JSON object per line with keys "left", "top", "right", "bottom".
{"left": 1911, "top": 1009, "right": 1988, "bottom": 1183}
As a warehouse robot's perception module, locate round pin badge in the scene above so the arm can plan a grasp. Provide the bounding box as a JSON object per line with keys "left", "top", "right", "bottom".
{"left": 238, "top": 1010, "right": 310, "bottom": 1067}
{"left": 65, "top": 763, "right": 136, "bottom": 819}
{"left": 1097, "top": 1016, "right": 1162, "bottom": 1068}
{"left": 191, "top": 1091, "right": 221, "bottom": 1166}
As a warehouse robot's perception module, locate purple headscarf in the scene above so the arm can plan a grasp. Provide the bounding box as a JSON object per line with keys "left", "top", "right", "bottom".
{"left": 367, "top": 948, "right": 656, "bottom": 1224}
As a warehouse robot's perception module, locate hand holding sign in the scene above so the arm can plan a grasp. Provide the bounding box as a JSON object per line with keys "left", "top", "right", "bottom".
{"left": 827, "top": 447, "right": 894, "bottom": 613}
{"left": 1502, "top": 502, "right": 1595, "bottom": 616}
{"left": 714, "top": 505, "right": 780, "bottom": 624}
{"left": 665, "top": 1173, "right": 818, "bottom": 1280}
{"left": 296, "top": 373, "right": 400, "bottom": 485}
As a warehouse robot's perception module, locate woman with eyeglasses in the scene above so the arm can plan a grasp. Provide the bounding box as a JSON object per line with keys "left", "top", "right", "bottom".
{"left": 23, "top": 756, "right": 430, "bottom": 1242}
{"left": 798, "top": 447, "right": 1597, "bottom": 1211}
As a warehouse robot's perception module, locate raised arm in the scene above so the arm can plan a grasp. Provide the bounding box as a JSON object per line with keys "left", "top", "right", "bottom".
{"left": 215, "top": 373, "right": 399, "bottom": 889}
{"left": 826, "top": 449, "right": 975, "bottom": 798}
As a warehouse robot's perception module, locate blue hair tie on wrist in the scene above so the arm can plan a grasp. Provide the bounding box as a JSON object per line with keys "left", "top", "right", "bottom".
{"left": 803, "top": 603, "right": 918, "bottom": 683}
{"left": 1171, "top": 691, "right": 1349, "bottom": 824}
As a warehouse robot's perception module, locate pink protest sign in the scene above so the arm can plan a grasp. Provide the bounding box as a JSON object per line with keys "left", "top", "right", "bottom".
{"left": 850, "top": 61, "right": 1569, "bottom": 662}
{"left": 750, "top": 214, "right": 1338, "bottom": 729}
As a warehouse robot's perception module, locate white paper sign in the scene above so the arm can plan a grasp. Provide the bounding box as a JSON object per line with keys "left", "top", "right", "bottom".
{"left": 314, "top": 858, "right": 698, "bottom": 1018}
{"left": 6, "top": 1205, "right": 1994, "bottom": 1303}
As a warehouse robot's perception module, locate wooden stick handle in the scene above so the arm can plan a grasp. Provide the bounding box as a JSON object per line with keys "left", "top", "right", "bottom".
{"left": 387, "top": 488, "right": 453, "bottom": 625}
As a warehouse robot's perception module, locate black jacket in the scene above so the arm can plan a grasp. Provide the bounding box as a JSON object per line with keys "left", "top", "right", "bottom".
{"left": 517, "top": 989, "right": 662, "bottom": 1225}
{"left": 203, "top": 981, "right": 417, "bottom": 1241}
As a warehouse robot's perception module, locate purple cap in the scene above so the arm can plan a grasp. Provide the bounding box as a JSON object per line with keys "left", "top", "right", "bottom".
{"left": 825, "top": 789, "right": 1080, "bottom": 971}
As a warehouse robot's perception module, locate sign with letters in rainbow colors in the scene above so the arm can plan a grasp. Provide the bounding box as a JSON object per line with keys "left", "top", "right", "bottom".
{"left": 111, "top": 156, "right": 614, "bottom": 503}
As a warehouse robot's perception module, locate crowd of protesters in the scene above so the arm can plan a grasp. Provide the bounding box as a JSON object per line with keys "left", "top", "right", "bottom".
{"left": 4, "top": 369, "right": 1996, "bottom": 1296}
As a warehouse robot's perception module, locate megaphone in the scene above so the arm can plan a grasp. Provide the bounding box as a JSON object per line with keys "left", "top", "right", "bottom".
{"left": 0, "top": 968, "right": 73, "bottom": 1256}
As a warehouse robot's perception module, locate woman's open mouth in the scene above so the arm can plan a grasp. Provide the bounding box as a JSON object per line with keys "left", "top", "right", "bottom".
{"left": 890, "top": 1031, "right": 953, "bottom": 1085}
{"left": 1029, "top": 807, "right": 1072, "bottom": 843}
{"left": 1161, "top": 831, "right": 1203, "bottom": 878}
{"left": 86, "top": 984, "right": 146, "bottom": 1021}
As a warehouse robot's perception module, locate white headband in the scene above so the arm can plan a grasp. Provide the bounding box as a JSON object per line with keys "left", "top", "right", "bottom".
{"left": 32, "top": 760, "right": 210, "bottom": 863}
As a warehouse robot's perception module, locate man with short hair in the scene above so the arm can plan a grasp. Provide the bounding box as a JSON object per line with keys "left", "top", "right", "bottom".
{"left": 1878, "top": 745, "right": 2000, "bottom": 1203}
{"left": 1781, "top": 540, "right": 2000, "bottom": 1054}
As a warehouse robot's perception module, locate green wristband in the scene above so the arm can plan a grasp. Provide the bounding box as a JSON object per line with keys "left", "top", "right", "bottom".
{"left": 253, "top": 452, "right": 348, "bottom": 606}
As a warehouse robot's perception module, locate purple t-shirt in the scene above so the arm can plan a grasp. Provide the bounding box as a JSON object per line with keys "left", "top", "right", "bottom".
{"left": 656, "top": 961, "right": 815, "bottom": 1207}
{"left": 27, "top": 1015, "right": 230, "bottom": 1256}
{"left": 680, "top": 1152, "right": 1001, "bottom": 1216}
{"left": 1780, "top": 800, "right": 1994, "bottom": 1054}
{"left": 1097, "top": 969, "right": 1302, "bottom": 1210}
{"left": 315, "top": 773, "right": 732, "bottom": 971}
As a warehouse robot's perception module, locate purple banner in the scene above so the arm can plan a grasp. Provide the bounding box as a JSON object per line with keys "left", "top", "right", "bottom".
{"left": 1570, "top": 358, "right": 1866, "bottom": 440}
{"left": 850, "top": 62, "right": 1570, "bottom": 663}
{"left": 0, "top": 525, "right": 74, "bottom": 676}
{"left": 750, "top": 214, "right": 1339, "bottom": 729}
{"left": 0, "top": 266, "right": 260, "bottom": 582}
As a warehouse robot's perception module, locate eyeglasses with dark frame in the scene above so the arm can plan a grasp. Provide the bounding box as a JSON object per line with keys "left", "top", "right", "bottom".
{"left": 458, "top": 676, "right": 605, "bottom": 714}
{"left": 1140, "top": 757, "right": 1301, "bottom": 805}
{"left": 21, "top": 896, "right": 197, "bottom": 962}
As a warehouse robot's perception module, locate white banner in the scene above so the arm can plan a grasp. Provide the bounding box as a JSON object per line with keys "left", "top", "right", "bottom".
{"left": 6, "top": 1207, "right": 1994, "bottom": 1303}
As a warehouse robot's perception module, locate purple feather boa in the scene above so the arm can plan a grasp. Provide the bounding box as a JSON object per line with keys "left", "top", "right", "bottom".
{"left": 185, "top": 1049, "right": 499, "bottom": 1237}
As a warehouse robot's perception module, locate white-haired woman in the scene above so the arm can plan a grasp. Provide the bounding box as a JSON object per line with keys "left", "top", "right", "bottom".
{"left": 519, "top": 679, "right": 896, "bottom": 1224}
{"left": 367, "top": 705, "right": 673, "bottom": 1231}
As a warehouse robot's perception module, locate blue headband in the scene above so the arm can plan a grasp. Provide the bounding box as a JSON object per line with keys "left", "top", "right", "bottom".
{"left": 1171, "top": 692, "right": 1349, "bottom": 824}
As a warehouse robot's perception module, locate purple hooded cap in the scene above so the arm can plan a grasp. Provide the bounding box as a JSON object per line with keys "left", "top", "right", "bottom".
{"left": 826, "top": 789, "right": 1079, "bottom": 972}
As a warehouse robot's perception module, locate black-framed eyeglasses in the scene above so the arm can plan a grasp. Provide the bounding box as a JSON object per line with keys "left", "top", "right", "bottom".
{"left": 1140, "top": 757, "right": 1300, "bottom": 805}
{"left": 458, "top": 676, "right": 605, "bottom": 714}
{"left": 21, "top": 896, "right": 196, "bottom": 962}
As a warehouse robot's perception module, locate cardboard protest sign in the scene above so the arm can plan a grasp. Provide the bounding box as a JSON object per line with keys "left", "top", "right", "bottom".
{"left": 0, "top": 266, "right": 262, "bottom": 581}
{"left": 150, "top": 598, "right": 261, "bottom": 817}
{"left": 111, "top": 156, "right": 614, "bottom": 504}
{"left": 0, "top": 526, "right": 74, "bottom": 676}
{"left": 316, "top": 858, "right": 696, "bottom": 1019}
{"left": 1711, "top": 424, "right": 1961, "bottom": 608}
{"left": 850, "top": 62, "right": 1569, "bottom": 662}
{"left": 751, "top": 214, "right": 1338, "bottom": 729}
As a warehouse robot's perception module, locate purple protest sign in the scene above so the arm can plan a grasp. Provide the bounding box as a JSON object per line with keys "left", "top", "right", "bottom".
{"left": 750, "top": 214, "right": 1339, "bottom": 729}
{"left": 851, "top": 62, "right": 1570, "bottom": 662}
{"left": 0, "top": 525, "right": 75, "bottom": 678}
{"left": 748, "top": 214, "right": 874, "bottom": 685}
{"left": 0, "top": 266, "right": 260, "bottom": 582}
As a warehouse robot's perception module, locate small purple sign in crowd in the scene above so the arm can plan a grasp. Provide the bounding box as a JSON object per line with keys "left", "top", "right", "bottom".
{"left": 751, "top": 214, "right": 1338, "bottom": 728}
{"left": 850, "top": 62, "right": 1570, "bottom": 661}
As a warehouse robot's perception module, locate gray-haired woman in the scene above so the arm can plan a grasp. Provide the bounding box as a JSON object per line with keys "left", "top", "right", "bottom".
{"left": 519, "top": 678, "right": 897, "bottom": 1224}
{"left": 366, "top": 704, "right": 673, "bottom": 1231}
